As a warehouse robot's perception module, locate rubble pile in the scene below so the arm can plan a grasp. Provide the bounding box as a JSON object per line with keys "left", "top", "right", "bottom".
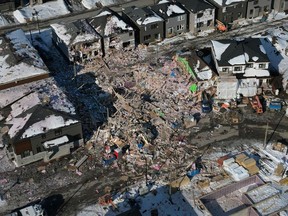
{"left": 82, "top": 53, "right": 212, "bottom": 182}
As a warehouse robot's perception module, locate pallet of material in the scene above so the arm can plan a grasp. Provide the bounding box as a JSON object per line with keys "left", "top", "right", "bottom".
{"left": 246, "top": 165, "right": 259, "bottom": 175}
{"left": 235, "top": 153, "right": 248, "bottom": 164}
{"left": 241, "top": 158, "right": 256, "bottom": 168}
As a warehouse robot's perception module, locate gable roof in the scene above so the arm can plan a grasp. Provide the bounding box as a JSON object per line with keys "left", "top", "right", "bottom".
{"left": 208, "top": 0, "right": 246, "bottom": 7}
{"left": 124, "top": 6, "right": 164, "bottom": 27}
{"left": 151, "top": 1, "right": 186, "bottom": 19}
{"left": 51, "top": 19, "right": 100, "bottom": 46}
{"left": 6, "top": 105, "right": 79, "bottom": 142}
{"left": 211, "top": 38, "right": 270, "bottom": 67}
{"left": 0, "top": 29, "right": 49, "bottom": 88}
{"left": 88, "top": 8, "right": 133, "bottom": 37}
{"left": 176, "top": 0, "right": 214, "bottom": 12}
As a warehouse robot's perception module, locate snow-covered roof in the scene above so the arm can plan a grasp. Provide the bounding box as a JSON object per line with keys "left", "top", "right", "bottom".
{"left": 0, "top": 78, "right": 75, "bottom": 114}
{"left": 22, "top": 115, "right": 77, "bottom": 139}
{"left": 0, "top": 78, "right": 78, "bottom": 141}
{"left": 212, "top": 0, "right": 246, "bottom": 6}
{"left": 211, "top": 38, "right": 270, "bottom": 77}
{"left": 51, "top": 20, "right": 100, "bottom": 46}
{"left": 43, "top": 135, "right": 69, "bottom": 148}
{"left": 176, "top": 0, "right": 214, "bottom": 13}
{"left": 243, "top": 68, "right": 270, "bottom": 77}
{"left": 10, "top": 92, "right": 40, "bottom": 118}
{"left": 0, "top": 29, "right": 49, "bottom": 88}
{"left": 89, "top": 9, "right": 133, "bottom": 37}
{"left": 152, "top": 2, "right": 185, "bottom": 19}
{"left": 124, "top": 6, "right": 164, "bottom": 27}
{"left": 136, "top": 12, "right": 163, "bottom": 25}
{"left": 211, "top": 40, "right": 230, "bottom": 61}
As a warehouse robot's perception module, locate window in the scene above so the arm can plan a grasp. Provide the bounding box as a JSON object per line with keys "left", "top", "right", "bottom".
{"left": 222, "top": 68, "right": 228, "bottom": 72}
{"left": 41, "top": 134, "right": 46, "bottom": 139}
{"left": 207, "top": 20, "right": 212, "bottom": 26}
{"left": 168, "top": 27, "right": 173, "bottom": 34}
{"left": 144, "top": 35, "right": 151, "bottom": 41}
{"left": 197, "top": 13, "right": 203, "bottom": 18}
{"left": 151, "top": 23, "right": 158, "bottom": 29}
{"left": 254, "top": 0, "right": 258, "bottom": 5}
{"left": 250, "top": 9, "right": 253, "bottom": 15}
{"left": 129, "top": 32, "right": 133, "bottom": 36}
{"left": 247, "top": 63, "right": 253, "bottom": 68}
{"left": 177, "top": 15, "right": 184, "bottom": 21}
{"left": 55, "top": 129, "right": 62, "bottom": 136}
{"left": 21, "top": 150, "right": 30, "bottom": 158}
{"left": 234, "top": 66, "right": 242, "bottom": 71}
{"left": 176, "top": 24, "right": 184, "bottom": 31}
{"left": 238, "top": 12, "right": 242, "bottom": 18}
{"left": 264, "top": 6, "right": 269, "bottom": 12}
{"left": 196, "top": 22, "right": 204, "bottom": 28}
{"left": 259, "top": 63, "right": 265, "bottom": 68}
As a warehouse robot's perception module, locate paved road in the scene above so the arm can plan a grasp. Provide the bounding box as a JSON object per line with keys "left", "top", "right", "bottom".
{"left": 0, "top": 0, "right": 157, "bottom": 35}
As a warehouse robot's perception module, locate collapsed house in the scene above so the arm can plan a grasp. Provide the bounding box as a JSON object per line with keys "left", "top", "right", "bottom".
{"left": 0, "top": 29, "right": 49, "bottom": 90}
{"left": 51, "top": 19, "right": 102, "bottom": 64}
{"left": 88, "top": 8, "right": 135, "bottom": 53}
{"left": 210, "top": 38, "right": 271, "bottom": 99}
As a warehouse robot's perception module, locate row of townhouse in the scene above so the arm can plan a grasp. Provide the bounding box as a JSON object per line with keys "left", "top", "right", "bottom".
{"left": 51, "top": 0, "right": 288, "bottom": 64}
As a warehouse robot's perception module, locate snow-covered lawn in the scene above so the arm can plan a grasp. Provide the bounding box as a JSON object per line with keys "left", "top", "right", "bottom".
{"left": 13, "top": 0, "right": 70, "bottom": 23}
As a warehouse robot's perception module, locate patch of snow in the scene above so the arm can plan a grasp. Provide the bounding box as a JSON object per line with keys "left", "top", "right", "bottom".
{"left": 82, "top": 0, "right": 117, "bottom": 9}
{"left": 50, "top": 24, "right": 72, "bottom": 45}
{"left": 259, "top": 45, "right": 266, "bottom": 54}
{"left": 137, "top": 12, "right": 163, "bottom": 25}
{"left": 22, "top": 115, "right": 78, "bottom": 139}
{"left": 6, "top": 114, "right": 32, "bottom": 138}
{"left": 215, "top": 0, "right": 245, "bottom": 6}
{"left": 244, "top": 68, "right": 270, "bottom": 77}
{"left": 252, "top": 56, "right": 259, "bottom": 61}
{"left": 228, "top": 54, "right": 245, "bottom": 65}
{"left": 158, "top": 0, "right": 169, "bottom": 4}
{"left": 217, "top": 78, "right": 238, "bottom": 99}
{"left": 167, "top": 5, "right": 185, "bottom": 17}
{"left": 0, "top": 15, "right": 9, "bottom": 27}
{"left": 6, "top": 29, "right": 45, "bottom": 68}
{"left": 96, "top": 10, "right": 111, "bottom": 17}
{"left": 10, "top": 93, "right": 40, "bottom": 118}
{"left": 13, "top": 0, "right": 70, "bottom": 23}
{"left": 104, "top": 15, "right": 132, "bottom": 36}
{"left": 43, "top": 136, "right": 69, "bottom": 148}
{"left": 211, "top": 40, "right": 230, "bottom": 61}
{"left": 0, "top": 61, "right": 48, "bottom": 86}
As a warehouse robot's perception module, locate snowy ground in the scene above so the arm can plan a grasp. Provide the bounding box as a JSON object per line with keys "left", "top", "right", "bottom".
{"left": 13, "top": 0, "right": 70, "bottom": 23}
{"left": 0, "top": 15, "right": 9, "bottom": 27}
{"left": 77, "top": 182, "right": 200, "bottom": 216}
{"left": 81, "top": 0, "right": 130, "bottom": 10}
